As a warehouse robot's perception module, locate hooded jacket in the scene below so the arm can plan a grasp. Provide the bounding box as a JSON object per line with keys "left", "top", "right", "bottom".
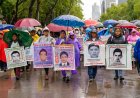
{"left": 104, "top": 25, "right": 113, "bottom": 36}
{"left": 134, "top": 38, "right": 140, "bottom": 63}
{"left": 127, "top": 29, "right": 139, "bottom": 43}
{"left": 107, "top": 32, "right": 127, "bottom": 44}
{"left": 0, "top": 38, "right": 8, "bottom": 62}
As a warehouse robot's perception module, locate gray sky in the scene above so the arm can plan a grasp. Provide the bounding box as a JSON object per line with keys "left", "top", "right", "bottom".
{"left": 81, "top": 0, "right": 101, "bottom": 19}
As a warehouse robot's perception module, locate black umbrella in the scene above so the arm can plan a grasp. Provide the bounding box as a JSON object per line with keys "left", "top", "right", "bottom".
{"left": 134, "top": 21, "right": 140, "bottom": 27}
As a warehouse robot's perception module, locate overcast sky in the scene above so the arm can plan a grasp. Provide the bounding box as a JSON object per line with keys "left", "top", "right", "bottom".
{"left": 81, "top": 0, "right": 101, "bottom": 19}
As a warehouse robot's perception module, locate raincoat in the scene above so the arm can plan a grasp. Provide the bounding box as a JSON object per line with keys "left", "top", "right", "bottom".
{"left": 83, "top": 28, "right": 92, "bottom": 42}
{"left": 134, "top": 38, "right": 140, "bottom": 64}
{"left": 104, "top": 25, "right": 113, "bottom": 36}
{"left": 32, "top": 34, "right": 39, "bottom": 42}
{"left": 67, "top": 31, "right": 82, "bottom": 67}
{"left": 127, "top": 29, "right": 139, "bottom": 44}
{"left": 0, "top": 37, "right": 8, "bottom": 62}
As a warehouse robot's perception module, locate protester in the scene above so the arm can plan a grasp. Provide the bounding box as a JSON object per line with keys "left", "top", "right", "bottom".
{"left": 29, "top": 28, "right": 39, "bottom": 43}
{"left": 0, "top": 31, "right": 8, "bottom": 72}
{"left": 107, "top": 27, "right": 128, "bottom": 81}
{"left": 38, "top": 27, "right": 55, "bottom": 80}
{"left": 134, "top": 38, "right": 140, "bottom": 76}
{"left": 86, "top": 29, "right": 101, "bottom": 82}
{"left": 56, "top": 30, "right": 73, "bottom": 83}
{"left": 65, "top": 31, "right": 82, "bottom": 82}
{"left": 8, "top": 33, "right": 23, "bottom": 80}
{"left": 104, "top": 25, "right": 114, "bottom": 36}
{"left": 127, "top": 29, "right": 139, "bottom": 44}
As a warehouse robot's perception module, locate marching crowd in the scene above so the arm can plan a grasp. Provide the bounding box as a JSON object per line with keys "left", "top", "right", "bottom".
{"left": 1, "top": 25, "right": 140, "bottom": 83}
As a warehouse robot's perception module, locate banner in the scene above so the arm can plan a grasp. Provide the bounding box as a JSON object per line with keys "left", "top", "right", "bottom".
{"left": 5, "top": 47, "right": 27, "bottom": 69}
{"left": 33, "top": 43, "right": 53, "bottom": 68}
{"left": 25, "top": 44, "right": 33, "bottom": 61}
{"left": 54, "top": 44, "right": 75, "bottom": 71}
{"left": 106, "top": 44, "right": 132, "bottom": 70}
{"left": 77, "top": 37, "right": 84, "bottom": 54}
{"left": 84, "top": 41, "right": 105, "bottom": 66}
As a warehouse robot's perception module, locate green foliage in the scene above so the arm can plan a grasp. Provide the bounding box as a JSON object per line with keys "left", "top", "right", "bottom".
{"left": 0, "top": 0, "right": 83, "bottom": 25}
{"left": 100, "top": 0, "right": 140, "bottom": 21}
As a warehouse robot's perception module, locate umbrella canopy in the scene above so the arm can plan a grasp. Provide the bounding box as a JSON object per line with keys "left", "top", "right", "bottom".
{"left": 116, "top": 22, "right": 137, "bottom": 28}
{"left": 84, "top": 19, "right": 98, "bottom": 27}
{"left": 51, "top": 15, "right": 85, "bottom": 27}
{"left": 118, "top": 20, "right": 129, "bottom": 24}
{"left": 134, "top": 21, "right": 140, "bottom": 27}
{"left": 3, "top": 30, "right": 33, "bottom": 47}
{"left": 0, "top": 24, "right": 14, "bottom": 30}
{"left": 95, "top": 22, "right": 104, "bottom": 28}
{"left": 103, "top": 20, "right": 118, "bottom": 27}
{"left": 130, "top": 20, "right": 140, "bottom": 23}
{"left": 14, "top": 18, "right": 41, "bottom": 28}
{"left": 47, "top": 23, "right": 72, "bottom": 32}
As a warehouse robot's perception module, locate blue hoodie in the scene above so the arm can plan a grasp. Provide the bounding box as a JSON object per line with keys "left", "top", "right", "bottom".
{"left": 84, "top": 28, "right": 92, "bottom": 42}
{"left": 104, "top": 25, "right": 114, "bottom": 36}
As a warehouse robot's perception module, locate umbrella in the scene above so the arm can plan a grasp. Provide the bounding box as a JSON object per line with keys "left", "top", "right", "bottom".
{"left": 134, "top": 21, "right": 140, "bottom": 27}
{"left": 130, "top": 20, "right": 140, "bottom": 23}
{"left": 103, "top": 20, "right": 118, "bottom": 27}
{"left": 51, "top": 15, "right": 85, "bottom": 27}
{"left": 14, "top": 18, "right": 41, "bottom": 28}
{"left": 84, "top": 19, "right": 98, "bottom": 27}
{"left": 116, "top": 22, "right": 137, "bottom": 28}
{"left": 0, "top": 24, "right": 14, "bottom": 30}
{"left": 3, "top": 30, "right": 33, "bottom": 47}
{"left": 47, "top": 23, "right": 72, "bottom": 32}
{"left": 118, "top": 20, "right": 129, "bottom": 24}
{"left": 95, "top": 22, "right": 104, "bottom": 28}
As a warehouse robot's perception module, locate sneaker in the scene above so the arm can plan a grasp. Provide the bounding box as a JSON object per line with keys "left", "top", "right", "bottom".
{"left": 120, "top": 77, "right": 124, "bottom": 81}
{"left": 66, "top": 77, "right": 70, "bottom": 83}
{"left": 114, "top": 76, "right": 119, "bottom": 80}
{"left": 89, "top": 78, "right": 93, "bottom": 82}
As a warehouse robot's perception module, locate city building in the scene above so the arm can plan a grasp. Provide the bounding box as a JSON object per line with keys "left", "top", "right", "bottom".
{"left": 92, "top": 3, "right": 100, "bottom": 20}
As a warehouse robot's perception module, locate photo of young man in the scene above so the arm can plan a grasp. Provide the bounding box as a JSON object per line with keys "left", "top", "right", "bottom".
{"left": 88, "top": 43, "right": 100, "bottom": 58}
{"left": 59, "top": 51, "right": 70, "bottom": 67}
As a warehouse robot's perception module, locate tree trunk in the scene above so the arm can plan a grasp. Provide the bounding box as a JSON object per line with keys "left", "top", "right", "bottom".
{"left": 28, "top": 0, "right": 36, "bottom": 18}
{"left": 35, "top": 0, "right": 40, "bottom": 20}
{"left": 45, "top": 0, "right": 59, "bottom": 24}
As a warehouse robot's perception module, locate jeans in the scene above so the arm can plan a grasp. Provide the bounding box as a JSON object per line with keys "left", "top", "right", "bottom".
{"left": 136, "top": 61, "right": 140, "bottom": 74}
{"left": 44, "top": 68, "right": 49, "bottom": 75}
{"left": 0, "top": 61, "right": 7, "bottom": 71}
{"left": 115, "top": 70, "right": 124, "bottom": 77}
{"left": 88, "top": 66, "right": 97, "bottom": 79}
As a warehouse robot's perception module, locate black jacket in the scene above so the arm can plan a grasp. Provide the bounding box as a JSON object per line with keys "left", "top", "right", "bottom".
{"left": 107, "top": 35, "right": 128, "bottom": 44}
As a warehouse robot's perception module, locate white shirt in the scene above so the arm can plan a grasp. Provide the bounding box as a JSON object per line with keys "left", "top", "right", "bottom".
{"left": 11, "top": 42, "right": 20, "bottom": 48}
{"left": 38, "top": 35, "right": 55, "bottom": 44}
{"left": 62, "top": 62, "right": 68, "bottom": 66}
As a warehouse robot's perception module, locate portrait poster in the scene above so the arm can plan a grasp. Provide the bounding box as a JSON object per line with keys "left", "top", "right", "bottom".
{"left": 100, "top": 35, "right": 110, "bottom": 44}
{"left": 106, "top": 44, "right": 132, "bottom": 70}
{"left": 77, "top": 37, "right": 84, "bottom": 54}
{"left": 84, "top": 41, "right": 105, "bottom": 66}
{"left": 54, "top": 44, "right": 75, "bottom": 71}
{"left": 33, "top": 43, "right": 53, "bottom": 68}
{"left": 5, "top": 46, "right": 27, "bottom": 69}
{"left": 25, "top": 44, "right": 34, "bottom": 61}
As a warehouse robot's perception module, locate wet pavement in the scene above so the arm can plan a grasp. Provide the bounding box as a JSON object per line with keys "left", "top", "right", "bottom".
{"left": 0, "top": 66, "right": 140, "bottom": 98}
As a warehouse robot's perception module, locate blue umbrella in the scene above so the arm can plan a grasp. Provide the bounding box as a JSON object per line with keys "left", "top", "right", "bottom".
{"left": 103, "top": 20, "right": 118, "bottom": 28}
{"left": 0, "top": 24, "right": 14, "bottom": 30}
{"left": 51, "top": 15, "right": 85, "bottom": 27}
